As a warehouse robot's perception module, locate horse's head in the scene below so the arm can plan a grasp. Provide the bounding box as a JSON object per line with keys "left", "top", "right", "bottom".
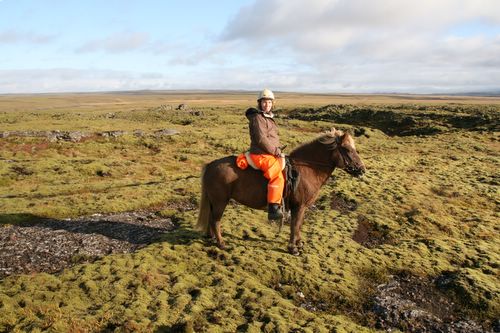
{"left": 321, "top": 128, "right": 366, "bottom": 177}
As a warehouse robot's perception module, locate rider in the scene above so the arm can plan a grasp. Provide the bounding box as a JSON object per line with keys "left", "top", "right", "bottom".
{"left": 246, "top": 89, "right": 284, "bottom": 221}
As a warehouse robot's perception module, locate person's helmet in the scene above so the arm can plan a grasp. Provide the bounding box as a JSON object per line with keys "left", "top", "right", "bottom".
{"left": 258, "top": 88, "right": 275, "bottom": 101}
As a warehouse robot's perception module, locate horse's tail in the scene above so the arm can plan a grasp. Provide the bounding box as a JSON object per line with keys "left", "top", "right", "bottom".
{"left": 196, "top": 164, "right": 211, "bottom": 235}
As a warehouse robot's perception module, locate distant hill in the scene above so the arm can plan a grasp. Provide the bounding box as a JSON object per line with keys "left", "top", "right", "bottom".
{"left": 107, "top": 89, "right": 500, "bottom": 98}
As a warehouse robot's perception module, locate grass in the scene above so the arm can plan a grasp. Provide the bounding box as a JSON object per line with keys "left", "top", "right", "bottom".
{"left": 0, "top": 92, "right": 499, "bottom": 332}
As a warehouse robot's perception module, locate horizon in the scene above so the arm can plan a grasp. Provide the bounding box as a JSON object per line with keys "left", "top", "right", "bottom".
{"left": 1, "top": 0, "right": 500, "bottom": 94}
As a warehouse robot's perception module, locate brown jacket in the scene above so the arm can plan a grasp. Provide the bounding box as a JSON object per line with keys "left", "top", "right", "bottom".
{"left": 246, "top": 108, "right": 281, "bottom": 156}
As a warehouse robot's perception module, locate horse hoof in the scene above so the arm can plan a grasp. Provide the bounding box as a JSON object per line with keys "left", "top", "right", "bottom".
{"left": 288, "top": 246, "right": 300, "bottom": 256}
{"left": 217, "top": 242, "right": 226, "bottom": 250}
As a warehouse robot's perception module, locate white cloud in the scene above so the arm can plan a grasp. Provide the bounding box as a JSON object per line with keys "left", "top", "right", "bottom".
{"left": 0, "top": 69, "right": 171, "bottom": 94}
{"left": 216, "top": 0, "right": 500, "bottom": 92}
{"left": 77, "top": 32, "right": 150, "bottom": 53}
{"left": 0, "top": 30, "right": 56, "bottom": 44}
{"left": 222, "top": 0, "right": 500, "bottom": 45}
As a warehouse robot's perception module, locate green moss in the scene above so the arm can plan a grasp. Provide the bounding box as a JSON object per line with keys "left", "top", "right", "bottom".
{"left": 0, "top": 94, "right": 498, "bottom": 331}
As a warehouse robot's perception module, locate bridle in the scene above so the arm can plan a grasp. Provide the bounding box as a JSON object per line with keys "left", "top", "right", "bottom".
{"left": 337, "top": 145, "right": 358, "bottom": 174}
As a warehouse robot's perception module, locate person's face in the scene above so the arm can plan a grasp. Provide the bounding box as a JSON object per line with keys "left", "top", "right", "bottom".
{"left": 260, "top": 98, "right": 273, "bottom": 113}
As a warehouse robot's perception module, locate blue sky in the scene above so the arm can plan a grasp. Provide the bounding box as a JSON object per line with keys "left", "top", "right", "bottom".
{"left": 1, "top": 0, "right": 499, "bottom": 94}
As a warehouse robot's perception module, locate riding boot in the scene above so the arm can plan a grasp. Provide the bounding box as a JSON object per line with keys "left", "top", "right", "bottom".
{"left": 268, "top": 203, "right": 283, "bottom": 221}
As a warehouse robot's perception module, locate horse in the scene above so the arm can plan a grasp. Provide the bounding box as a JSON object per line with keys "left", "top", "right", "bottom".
{"left": 196, "top": 128, "right": 366, "bottom": 255}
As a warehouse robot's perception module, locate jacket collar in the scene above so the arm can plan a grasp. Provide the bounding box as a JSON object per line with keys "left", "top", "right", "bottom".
{"left": 245, "top": 107, "right": 275, "bottom": 119}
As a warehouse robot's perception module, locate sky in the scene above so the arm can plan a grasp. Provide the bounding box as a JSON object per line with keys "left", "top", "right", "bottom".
{"left": 0, "top": 0, "right": 499, "bottom": 94}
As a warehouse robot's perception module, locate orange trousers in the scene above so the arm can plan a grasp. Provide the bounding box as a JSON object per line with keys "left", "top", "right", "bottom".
{"left": 249, "top": 154, "right": 284, "bottom": 204}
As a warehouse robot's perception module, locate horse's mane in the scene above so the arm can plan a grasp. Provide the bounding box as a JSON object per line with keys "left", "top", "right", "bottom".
{"left": 317, "top": 128, "right": 344, "bottom": 147}
{"left": 291, "top": 128, "right": 344, "bottom": 156}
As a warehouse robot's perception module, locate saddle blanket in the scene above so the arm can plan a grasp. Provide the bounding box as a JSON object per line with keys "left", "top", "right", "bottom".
{"left": 236, "top": 152, "right": 286, "bottom": 171}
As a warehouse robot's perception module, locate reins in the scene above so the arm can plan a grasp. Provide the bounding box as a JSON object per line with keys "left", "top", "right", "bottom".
{"left": 288, "top": 157, "right": 333, "bottom": 170}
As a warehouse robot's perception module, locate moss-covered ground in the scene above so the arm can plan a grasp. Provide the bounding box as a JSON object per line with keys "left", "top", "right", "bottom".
{"left": 0, "top": 92, "right": 498, "bottom": 332}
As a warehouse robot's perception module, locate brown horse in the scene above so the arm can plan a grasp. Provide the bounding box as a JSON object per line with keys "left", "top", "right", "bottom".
{"left": 197, "top": 128, "right": 365, "bottom": 255}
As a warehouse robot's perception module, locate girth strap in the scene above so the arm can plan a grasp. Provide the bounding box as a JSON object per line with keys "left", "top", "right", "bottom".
{"left": 283, "top": 157, "right": 300, "bottom": 208}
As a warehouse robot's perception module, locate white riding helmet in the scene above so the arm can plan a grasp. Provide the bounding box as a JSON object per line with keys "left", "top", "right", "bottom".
{"left": 258, "top": 88, "right": 275, "bottom": 101}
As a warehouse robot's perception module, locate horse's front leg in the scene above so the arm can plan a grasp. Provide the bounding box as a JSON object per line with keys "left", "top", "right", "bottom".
{"left": 288, "top": 206, "right": 306, "bottom": 255}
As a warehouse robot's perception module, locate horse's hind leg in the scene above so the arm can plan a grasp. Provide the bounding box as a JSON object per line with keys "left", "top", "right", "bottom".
{"left": 213, "top": 218, "right": 225, "bottom": 250}
{"left": 209, "top": 201, "right": 228, "bottom": 249}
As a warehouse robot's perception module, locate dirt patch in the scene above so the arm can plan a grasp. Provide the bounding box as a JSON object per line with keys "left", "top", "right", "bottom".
{"left": 367, "top": 272, "right": 496, "bottom": 332}
{"left": 0, "top": 211, "right": 176, "bottom": 278}
{"left": 330, "top": 191, "right": 358, "bottom": 214}
{"left": 352, "top": 215, "right": 393, "bottom": 248}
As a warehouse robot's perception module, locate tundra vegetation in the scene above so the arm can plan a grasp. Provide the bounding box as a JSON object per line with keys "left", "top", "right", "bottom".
{"left": 0, "top": 92, "right": 498, "bottom": 332}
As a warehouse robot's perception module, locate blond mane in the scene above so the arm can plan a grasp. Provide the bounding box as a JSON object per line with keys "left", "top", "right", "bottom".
{"left": 318, "top": 128, "right": 356, "bottom": 149}
{"left": 318, "top": 128, "right": 344, "bottom": 146}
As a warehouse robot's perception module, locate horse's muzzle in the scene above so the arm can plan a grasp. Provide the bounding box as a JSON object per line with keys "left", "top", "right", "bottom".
{"left": 347, "top": 165, "right": 366, "bottom": 177}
